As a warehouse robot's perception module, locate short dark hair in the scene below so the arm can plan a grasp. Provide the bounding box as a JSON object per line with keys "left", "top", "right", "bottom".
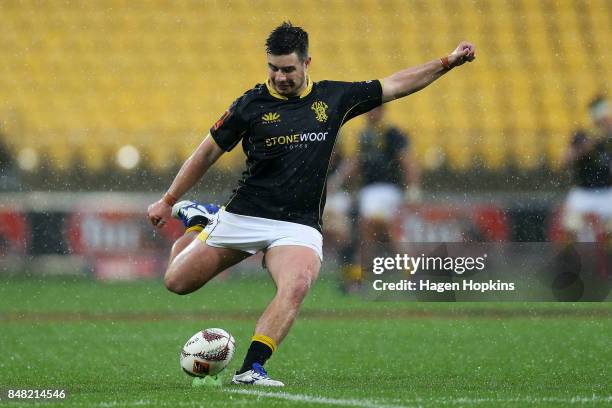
{"left": 265, "top": 21, "right": 309, "bottom": 61}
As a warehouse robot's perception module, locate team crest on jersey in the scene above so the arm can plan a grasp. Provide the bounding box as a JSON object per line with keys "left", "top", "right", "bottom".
{"left": 262, "top": 112, "right": 281, "bottom": 123}
{"left": 311, "top": 101, "right": 329, "bottom": 122}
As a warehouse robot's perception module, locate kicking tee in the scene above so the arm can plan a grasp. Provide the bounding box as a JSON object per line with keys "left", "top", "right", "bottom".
{"left": 210, "top": 78, "right": 382, "bottom": 231}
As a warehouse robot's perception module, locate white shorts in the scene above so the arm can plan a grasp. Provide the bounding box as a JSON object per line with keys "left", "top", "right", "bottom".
{"left": 323, "top": 191, "right": 352, "bottom": 237}
{"left": 563, "top": 187, "right": 612, "bottom": 231}
{"left": 358, "top": 183, "right": 403, "bottom": 221}
{"left": 198, "top": 208, "right": 323, "bottom": 260}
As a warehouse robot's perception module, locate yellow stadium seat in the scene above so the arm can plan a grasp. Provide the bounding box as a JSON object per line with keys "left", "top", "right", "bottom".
{"left": 1, "top": 0, "right": 609, "bottom": 172}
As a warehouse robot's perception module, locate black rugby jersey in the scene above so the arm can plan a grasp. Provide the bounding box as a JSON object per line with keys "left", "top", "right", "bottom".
{"left": 210, "top": 78, "right": 383, "bottom": 231}
{"left": 571, "top": 131, "right": 612, "bottom": 188}
{"left": 358, "top": 125, "right": 409, "bottom": 187}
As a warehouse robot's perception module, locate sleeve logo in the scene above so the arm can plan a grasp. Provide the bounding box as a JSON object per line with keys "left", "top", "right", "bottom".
{"left": 262, "top": 112, "right": 281, "bottom": 123}
{"left": 311, "top": 101, "right": 329, "bottom": 122}
{"left": 212, "top": 110, "right": 231, "bottom": 131}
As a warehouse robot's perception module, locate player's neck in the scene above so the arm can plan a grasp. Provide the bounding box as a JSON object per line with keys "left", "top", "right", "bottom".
{"left": 292, "top": 78, "right": 309, "bottom": 97}
{"left": 267, "top": 76, "right": 311, "bottom": 100}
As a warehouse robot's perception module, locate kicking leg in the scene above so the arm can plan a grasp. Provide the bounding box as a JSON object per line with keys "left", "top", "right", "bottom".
{"left": 169, "top": 230, "right": 200, "bottom": 263}
{"left": 163, "top": 200, "right": 249, "bottom": 295}
{"left": 168, "top": 200, "right": 221, "bottom": 263}
{"left": 164, "top": 238, "right": 249, "bottom": 295}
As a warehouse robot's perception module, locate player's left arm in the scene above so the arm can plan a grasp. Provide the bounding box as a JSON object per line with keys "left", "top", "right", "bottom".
{"left": 381, "top": 41, "right": 476, "bottom": 103}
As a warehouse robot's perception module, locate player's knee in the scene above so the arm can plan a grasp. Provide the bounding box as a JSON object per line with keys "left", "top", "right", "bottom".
{"left": 284, "top": 272, "right": 317, "bottom": 306}
{"left": 164, "top": 272, "right": 192, "bottom": 295}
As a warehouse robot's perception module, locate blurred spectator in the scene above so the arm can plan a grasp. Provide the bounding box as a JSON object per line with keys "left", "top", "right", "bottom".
{"left": 322, "top": 149, "right": 352, "bottom": 252}
{"left": 0, "top": 130, "right": 19, "bottom": 191}
{"left": 327, "top": 105, "right": 420, "bottom": 290}
{"left": 561, "top": 96, "right": 612, "bottom": 241}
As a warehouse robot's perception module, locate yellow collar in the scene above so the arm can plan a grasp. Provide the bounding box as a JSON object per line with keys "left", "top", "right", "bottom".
{"left": 266, "top": 77, "right": 313, "bottom": 100}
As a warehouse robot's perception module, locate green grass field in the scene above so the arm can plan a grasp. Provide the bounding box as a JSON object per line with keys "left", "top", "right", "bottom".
{"left": 1, "top": 275, "right": 611, "bottom": 407}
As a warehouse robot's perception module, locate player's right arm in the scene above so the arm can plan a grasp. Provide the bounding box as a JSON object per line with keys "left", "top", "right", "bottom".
{"left": 148, "top": 94, "right": 249, "bottom": 228}
{"left": 381, "top": 41, "right": 476, "bottom": 103}
{"left": 147, "top": 134, "right": 225, "bottom": 228}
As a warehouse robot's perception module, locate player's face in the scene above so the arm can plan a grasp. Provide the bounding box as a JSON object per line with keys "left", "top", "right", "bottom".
{"left": 267, "top": 52, "right": 311, "bottom": 97}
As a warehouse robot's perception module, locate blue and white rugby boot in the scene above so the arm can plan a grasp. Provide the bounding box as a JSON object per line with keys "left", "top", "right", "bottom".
{"left": 231, "top": 363, "right": 285, "bottom": 387}
{"left": 171, "top": 200, "right": 219, "bottom": 229}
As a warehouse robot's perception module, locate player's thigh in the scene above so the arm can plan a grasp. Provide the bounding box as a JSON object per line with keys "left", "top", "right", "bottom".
{"left": 265, "top": 245, "right": 321, "bottom": 297}
{"left": 166, "top": 239, "right": 250, "bottom": 292}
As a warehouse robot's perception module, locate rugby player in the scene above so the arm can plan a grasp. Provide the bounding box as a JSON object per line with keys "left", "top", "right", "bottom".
{"left": 562, "top": 96, "right": 612, "bottom": 241}
{"left": 328, "top": 104, "right": 421, "bottom": 291}
{"left": 148, "top": 22, "right": 475, "bottom": 386}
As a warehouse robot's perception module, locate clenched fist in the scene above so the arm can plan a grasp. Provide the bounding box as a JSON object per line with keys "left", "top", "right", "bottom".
{"left": 148, "top": 199, "right": 172, "bottom": 229}
{"left": 448, "top": 41, "right": 476, "bottom": 67}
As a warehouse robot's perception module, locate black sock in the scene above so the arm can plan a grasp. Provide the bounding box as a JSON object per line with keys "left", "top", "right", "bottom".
{"left": 238, "top": 340, "right": 273, "bottom": 373}
{"left": 187, "top": 215, "right": 209, "bottom": 229}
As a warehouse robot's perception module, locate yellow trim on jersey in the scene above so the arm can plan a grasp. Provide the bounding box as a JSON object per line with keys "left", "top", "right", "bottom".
{"left": 300, "top": 77, "right": 314, "bottom": 98}
{"left": 252, "top": 333, "right": 277, "bottom": 352}
{"left": 266, "top": 76, "right": 312, "bottom": 100}
{"left": 186, "top": 225, "right": 204, "bottom": 234}
{"left": 197, "top": 230, "right": 209, "bottom": 242}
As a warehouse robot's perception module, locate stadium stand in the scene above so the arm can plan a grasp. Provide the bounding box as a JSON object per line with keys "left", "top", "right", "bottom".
{"left": 0, "top": 0, "right": 609, "bottom": 172}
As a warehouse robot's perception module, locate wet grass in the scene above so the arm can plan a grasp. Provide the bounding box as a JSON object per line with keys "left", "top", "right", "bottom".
{"left": 0, "top": 277, "right": 610, "bottom": 407}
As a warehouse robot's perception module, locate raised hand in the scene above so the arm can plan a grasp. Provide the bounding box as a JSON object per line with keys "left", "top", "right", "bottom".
{"left": 448, "top": 41, "right": 476, "bottom": 67}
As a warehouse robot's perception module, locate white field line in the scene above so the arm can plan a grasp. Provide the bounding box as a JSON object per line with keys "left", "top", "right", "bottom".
{"left": 227, "top": 391, "right": 612, "bottom": 407}
{"left": 226, "top": 389, "right": 411, "bottom": 408}
{"left": 431, "top": 395, "right": 612, "bottom": 405}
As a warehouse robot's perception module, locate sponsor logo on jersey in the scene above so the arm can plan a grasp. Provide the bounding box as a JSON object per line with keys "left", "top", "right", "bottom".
{"left": 311, "top": 101, "right": 329, "bottom": 122}
{"left": 262, "top": 112, "right": 281, "bottom": 123}
{"left": 265, "top": 131, "right": 329, "bottom": 147}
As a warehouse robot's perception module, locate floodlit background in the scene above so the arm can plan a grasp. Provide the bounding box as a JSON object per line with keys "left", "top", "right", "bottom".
{"left": 1, "top": 0, "right": 609, "bottom": 184}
